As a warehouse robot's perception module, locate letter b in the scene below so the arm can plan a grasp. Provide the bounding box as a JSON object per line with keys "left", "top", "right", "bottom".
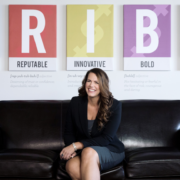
{"left": 22, "top": 10, "right": 46, "bottom": 53}
{"left": 136, "top": 9, "right": 159, "bottom": 53}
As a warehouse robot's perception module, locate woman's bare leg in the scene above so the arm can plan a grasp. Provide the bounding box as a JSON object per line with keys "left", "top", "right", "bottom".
{"left": 66, "top": 156, "right": 81, "bottom": 180}
{"left": 81, "top": 147, "right": 100, "bottom": 180}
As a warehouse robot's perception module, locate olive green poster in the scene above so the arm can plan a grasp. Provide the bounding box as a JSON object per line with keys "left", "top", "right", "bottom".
{"left": 67, "top": 5, "right": 113, "bottom": 70}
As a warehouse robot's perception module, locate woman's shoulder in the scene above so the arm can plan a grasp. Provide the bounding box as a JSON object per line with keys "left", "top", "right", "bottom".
{"left": 70, "top": 96, "right": 86, "bottom": 104}
{"left": 110, "top": 98, "right": 122, "bottom": 111}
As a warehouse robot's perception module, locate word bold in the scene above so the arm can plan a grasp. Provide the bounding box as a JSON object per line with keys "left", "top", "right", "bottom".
{"left": 141, "top": 61, "right": 154, "bottom": 67}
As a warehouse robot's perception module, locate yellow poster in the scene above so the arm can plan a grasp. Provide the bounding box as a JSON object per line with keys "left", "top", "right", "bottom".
{"left": 67, "top": 5, "right": 113, "bottom": 70}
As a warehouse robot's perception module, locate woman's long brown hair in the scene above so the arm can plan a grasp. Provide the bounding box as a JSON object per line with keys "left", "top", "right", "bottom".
{"left": 78, "top": 68, "right": 113, "bottom": 130}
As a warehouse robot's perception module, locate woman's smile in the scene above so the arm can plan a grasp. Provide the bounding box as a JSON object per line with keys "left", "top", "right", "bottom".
{"left": 85, "top": 72, "right": 100, "bottom": 98}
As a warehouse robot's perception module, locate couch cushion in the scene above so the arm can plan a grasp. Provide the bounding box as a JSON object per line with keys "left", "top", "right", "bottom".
{"left": 0, "top": 149, "right": 59, "bottom": 178}
{"left": 125, "top": 147, "right": 180, "bottom": 178}
{"left": 101, "top": 163, "right": 125, "bottom": 180}
{"left": 0, "top": 101, "right": 63, "bottom": 150}
{"left": 118, "top": 100, "right": 180, "bottom": 149}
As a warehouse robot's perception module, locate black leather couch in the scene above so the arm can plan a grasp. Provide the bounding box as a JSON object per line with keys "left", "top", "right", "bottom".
{"left": 0, "top": 100, "right": 180, "bottom": 180}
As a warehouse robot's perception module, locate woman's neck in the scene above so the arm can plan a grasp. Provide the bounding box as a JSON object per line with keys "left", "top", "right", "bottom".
{"left": 88, "top": 96, "right": 99, "bottom": 107}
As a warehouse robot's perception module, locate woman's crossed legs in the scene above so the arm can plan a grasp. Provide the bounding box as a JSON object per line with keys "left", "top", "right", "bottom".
{"left": 65, "top": 147, "right": 100, "bottom": 180}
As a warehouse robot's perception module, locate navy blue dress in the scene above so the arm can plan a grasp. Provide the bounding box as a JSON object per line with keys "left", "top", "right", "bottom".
{"left": 87, "top": 119, "right": 125, "bottom": 172}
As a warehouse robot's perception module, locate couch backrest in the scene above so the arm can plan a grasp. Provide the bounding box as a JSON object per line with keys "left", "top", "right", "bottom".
{"left": 117, "top": 100, "right": 180, "bottom": 150}
{"left": 0, "top": 101, "right": 64, "bottom": 151}
{"left": 1, "top": 100, "right": 180, "bottom": 151}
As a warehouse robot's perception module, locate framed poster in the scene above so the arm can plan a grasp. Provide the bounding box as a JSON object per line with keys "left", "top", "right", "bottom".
{"left": 124, "top": 5, "right": 171, "bottom": 70}
{"left": 9, "top": 5, "right": 57, "bottom": 71}
{"left": 67, "top": 5, "right": 114, "bottom": 70}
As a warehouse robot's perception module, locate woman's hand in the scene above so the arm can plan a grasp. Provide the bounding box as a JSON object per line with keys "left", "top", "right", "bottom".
{"left": 71, "top": 152, "right": 77, "bottom": 158}
{"left": 60, "top": 144, "right": 75, "bottom": 160}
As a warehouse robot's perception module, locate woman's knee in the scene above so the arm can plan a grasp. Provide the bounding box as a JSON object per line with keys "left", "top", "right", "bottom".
{"left": 81, "top": 147, "right": 99, "bottom": 163}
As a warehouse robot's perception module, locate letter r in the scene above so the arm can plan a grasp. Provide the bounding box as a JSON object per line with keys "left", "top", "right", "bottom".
{"left": 22, "top": 10, "right": 46, "bottom": 53}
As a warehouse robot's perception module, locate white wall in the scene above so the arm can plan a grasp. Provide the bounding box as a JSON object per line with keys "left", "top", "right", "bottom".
{"left": 0, "top": 0, "right": 180, "bottom": 100}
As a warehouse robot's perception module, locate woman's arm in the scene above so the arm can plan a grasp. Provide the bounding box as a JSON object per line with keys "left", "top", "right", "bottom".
{"left": 79, "top": 101, "right": 122, "bottom": 148}
{"left": 60, "top": 97, "right": 85, "bottom": 160}
{"left": 60, "top": 98, "right": 77, "bottom": 160}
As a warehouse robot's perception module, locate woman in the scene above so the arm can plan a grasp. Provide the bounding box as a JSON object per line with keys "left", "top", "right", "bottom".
{"left": 60, "top": 68, "right": 124, "bottom": 180}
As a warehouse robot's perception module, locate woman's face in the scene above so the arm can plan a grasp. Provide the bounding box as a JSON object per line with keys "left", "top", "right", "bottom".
{"left": 85, "top": 72, "right": 100, "bottom": 98}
